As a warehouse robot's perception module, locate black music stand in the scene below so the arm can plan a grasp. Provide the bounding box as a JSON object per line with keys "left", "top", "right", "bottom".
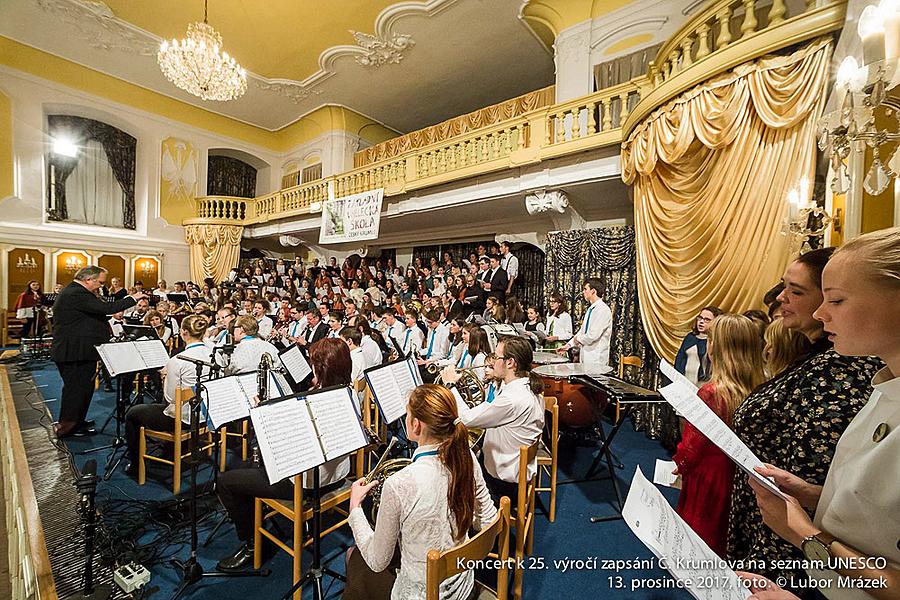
{"left": 170, "top": 358, "right": 268, "bottom": 600}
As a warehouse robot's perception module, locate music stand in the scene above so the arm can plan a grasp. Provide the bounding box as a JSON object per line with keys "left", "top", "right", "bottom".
{"left": 254, "top": 386, "right": 369, "bottom": 600}
{"left": 170, "top": 357, "right": 268, "bottom": 600}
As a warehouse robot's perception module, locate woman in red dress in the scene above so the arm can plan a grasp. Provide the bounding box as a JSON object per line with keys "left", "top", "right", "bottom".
{"left": 15, "top": 280, "right": 43, "bottom": 339}
{"left": 673, "top": 313, "right": 766, "bottom": 557}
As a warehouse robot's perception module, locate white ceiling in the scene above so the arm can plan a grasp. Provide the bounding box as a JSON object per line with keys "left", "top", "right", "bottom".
{"left": 0, "top": 0, "right": 557, "bottom": 133}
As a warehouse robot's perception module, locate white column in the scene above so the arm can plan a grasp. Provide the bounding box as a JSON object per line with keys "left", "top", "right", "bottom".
{"left": 894, "top": 178, "right": 900, "bottom": 227}
{"left": 554, "top": 21, "right": 593, "bottom": 103}
{"left": 844, "top": 141, "right": 865, "bottom": 240}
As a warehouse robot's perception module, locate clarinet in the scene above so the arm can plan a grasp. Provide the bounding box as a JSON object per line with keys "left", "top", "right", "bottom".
{"left": 253, "top": 353, "right": 273, "bottom": 466}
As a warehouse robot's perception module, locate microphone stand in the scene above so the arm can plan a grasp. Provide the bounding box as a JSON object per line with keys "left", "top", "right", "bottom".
{"left": 170, "top": 360, "right": 267, "bottom": 600}
{"left": 74, "top": 459, "right": 112, "bottom": 599}
{"left": 202, "top": 342, "right": 236, "bottom": 547}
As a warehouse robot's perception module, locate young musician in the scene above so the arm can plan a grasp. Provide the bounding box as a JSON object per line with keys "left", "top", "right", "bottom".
{"left": 15, "top": 280, "right": 43, "bottom": 339}
{"left": 216, "top": 338, "right": 353, "bottom": 572}
{"left": 340, "top": 327, "right": 369, "bottom": 385}
{"left": 445, "top": 337, "right": 544, "bottom": 506}
{"left": 544, "top": 293, "right": 572, "bottom": 350}
{"left": 344, "top": 384, "right": 497, "bottom": 600}
{"left": 400, "top": 310, "right": 425, "bottom": 356}
{"left": 418, "top": 308, "right": 451, "bottom": 367}
{"left": 524, "top": 305, "right": 545, "bottom": 333}
{"left": 558, "top": 278, "right": 612, "bottom": 370}
{"left": 206, "top": 307, "right": 237, "bottom": 346}
{"left": 224, "top": 316, "right": 280, "bottom": 375}
{"left": 143, "top": 310, "right": 172, "bottom": 344}
{"left": 122, "top": 315, "right": 211, "bottom": 476}
{"left": 252, "top": 299, "right": 274, "bottom": 339}
{"left": 381, "top": 308, "right": 404, "bottom": 348}
{"left": 327, "top": 312, "right": 344, "bottom": 339}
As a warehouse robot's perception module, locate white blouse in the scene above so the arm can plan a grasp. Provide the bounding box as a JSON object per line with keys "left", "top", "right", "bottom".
{"left": 163, "top": 342, "right": 212, "bottom": 423}
{"left": 349, "top": 445, "right": 497, "bottom": 600}
{"left": 807, "top": 367, "right": 900, "bottom": 599}
{"left": 545, "top": 312, "right": 573, "bottom": 341}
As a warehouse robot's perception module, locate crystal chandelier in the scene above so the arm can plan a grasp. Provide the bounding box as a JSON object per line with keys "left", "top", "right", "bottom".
{"left": 157, "top": 0, "right": 247, "bottom": 101}
{"left": 819, "top": 0, "right": 900, "bottom": 197}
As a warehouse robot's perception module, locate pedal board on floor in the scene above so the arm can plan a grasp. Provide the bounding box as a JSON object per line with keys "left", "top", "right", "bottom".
{"left": 113, "top": 563, "right": 150, "bottom": 593}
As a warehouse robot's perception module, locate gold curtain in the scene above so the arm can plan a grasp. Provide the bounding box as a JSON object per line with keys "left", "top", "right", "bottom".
{"left": 621, "top": 38, "right": 832, "bottom": 362}
{"left": 354, "top": 86, "right": 555, "bottom": 167}
{"left": 184, "top": 223, "right": 243, "bottom": 283}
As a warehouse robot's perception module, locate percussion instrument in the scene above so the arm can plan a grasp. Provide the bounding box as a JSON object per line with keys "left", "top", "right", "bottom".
{"left": 533, "top": 363, "right": 612, "bottom": 428}
{"left": 531, "top": 351, "right": 568, "bottom": 366}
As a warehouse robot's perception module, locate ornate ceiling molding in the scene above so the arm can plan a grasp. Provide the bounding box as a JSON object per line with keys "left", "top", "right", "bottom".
{"left": 36, "top": 0, "right": 156, "bottom": 55}
{"left": 350, "top": 30, "right": 415, "bottom": 68}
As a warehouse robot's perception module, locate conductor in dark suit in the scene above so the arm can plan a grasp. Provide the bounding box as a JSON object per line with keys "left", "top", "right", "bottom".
{"left": 52, "top": 266, "right": 145, "bottom": 438}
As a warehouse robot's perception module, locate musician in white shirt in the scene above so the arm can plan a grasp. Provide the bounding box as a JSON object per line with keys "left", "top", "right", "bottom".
{"left": 381, "top": 308, "right": 405, "bottom": 349}
{"left": 252, "top": 300, "right": 274, "bottom": 339}
{"left": 418, "top": 308, "right": 451, "bottom": 363}
{"left": 341, "top": 327, "right": 369, "bottom": 385}
{"left": 499, "top": 240, "right": 519, "bottom": 296}
{"left": 283, "top": 305, "right": 307, "bottom": 344}
{"left": 108, "top": 311, "right": 126, "bottom": 339}
{"left": 400, "top": 311, "right": 425, "bottom": 357}
{"left": 543, "top": 292, "right": 573, "bottom": 350}
{"left": 345, "top": 384, "right": 497, "bottom": 600}
{"left": 205, "top": 307, "right": 237, "bottom": 346}
{"left": 225, "top": 316, "right": 280, "bottom": 376}
{"left": 447, "top": 337, "right": 544, "bottom": 505}
{"left": 123, "top": 315, "right": 210, "bottom": 476}
{"left": 558, "top": 278, "right": 612, "bottom": 370}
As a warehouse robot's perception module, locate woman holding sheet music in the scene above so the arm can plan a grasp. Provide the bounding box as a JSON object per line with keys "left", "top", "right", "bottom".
{"left": 344, "top": 384, "right": 497, "bottom": 600}
{"left": 216, "top": 337, "right": 353, "bottom": 573}
{"left": 122, "top": 315, "right": 210, "bottom": 477}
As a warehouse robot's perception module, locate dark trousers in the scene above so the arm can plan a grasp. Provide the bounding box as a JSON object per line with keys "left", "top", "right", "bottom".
{"left": 21, "top": 317, "right": 36, "bottom": 339}
{"left": 216, "top": 465, "right": 294, "bottom": 543}
{"left": 55, "top": 359, "right": 99, "bottom": 425}
{"left": 125, "top": 404, "right": 175, "bottom": 463}
{"left": 482, "top": 464, "right": 519, "bottom": 509}
{"left": 342, "top": 546, "right": 400, "bottom": 600}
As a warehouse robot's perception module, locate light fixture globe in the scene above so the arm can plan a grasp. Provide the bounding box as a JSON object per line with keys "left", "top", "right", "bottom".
{"left": 157, "top": 2, "right": 247, "bottom": 102}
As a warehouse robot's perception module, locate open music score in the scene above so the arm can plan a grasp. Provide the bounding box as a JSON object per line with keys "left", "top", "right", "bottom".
{"left": 96, "top": 339, "right": 169, "bottom": 376}
{"left": 251, "top": 386, "right": 368, "bottom": 485}
{"left": 658, "top": 360, "right": 785, "bottom": 499}
{"left": 279, "top": 344, "right": 313, "bottom": 384}
{"left": 201, "top": 371, "right": 291, "bottom": 429}
{"left": 623, "top": 468, "right": 750, "bottom": 600}
{"left": 363, "top": 354, "right": 422, "bottom": 424}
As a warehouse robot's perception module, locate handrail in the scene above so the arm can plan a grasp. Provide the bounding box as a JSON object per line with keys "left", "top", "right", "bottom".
{"left": 0, "top": 365, "right": 58, "bottom": 600}
{"left": 184, "top": 0, "right": 846, "bottom": 228}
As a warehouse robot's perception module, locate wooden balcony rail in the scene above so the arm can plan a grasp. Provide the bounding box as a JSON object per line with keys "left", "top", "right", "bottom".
{"left": 185, "top": 0, "right": 846, "bottom": 228}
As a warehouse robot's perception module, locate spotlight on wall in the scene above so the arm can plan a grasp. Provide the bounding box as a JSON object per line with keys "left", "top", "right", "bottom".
{"left": 52, "top": 137, "right": 79, "bottom": 158}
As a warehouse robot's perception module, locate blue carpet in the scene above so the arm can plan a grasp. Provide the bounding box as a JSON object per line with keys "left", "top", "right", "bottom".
{"left": 25, "top": 360, "right": 690, "bottom": 599}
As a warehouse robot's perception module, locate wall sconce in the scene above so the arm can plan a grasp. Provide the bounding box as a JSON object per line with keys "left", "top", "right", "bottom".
{"left": 785, "top": 178, "right": 832, "bottom": 254}
{"left": 64, "top": 255, "right": 85, "bottom": 273}
{"left": 139, "top": 260, "right": 156, "bottom": 279}
{"left": 16, "top": 253, "right": 38, "bottom": 272}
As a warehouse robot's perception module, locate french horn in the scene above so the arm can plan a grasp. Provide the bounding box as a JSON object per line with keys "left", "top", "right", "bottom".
{"left": 363, "top": 439, "right": 412, "bottom": 524}
{"left": 436, "top": 366, "right": 487, "bottom": 447}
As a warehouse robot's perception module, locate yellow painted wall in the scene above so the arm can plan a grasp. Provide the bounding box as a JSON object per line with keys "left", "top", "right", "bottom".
{"left": 0, "top": 90, "right": 12, "bottom": 200}
{"left": 861, "top": 107, "right": 896, "bottom": 233}
{"left": 603, "top": 33, "right": 654, "bottom": 56}
{"left": 159, "top": 137, "right": 199, "bottom": 225}
{"left": 0, "top": 37, "right": 400, "bottom": 153}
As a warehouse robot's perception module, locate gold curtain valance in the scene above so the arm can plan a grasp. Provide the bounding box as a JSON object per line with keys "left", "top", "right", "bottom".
{"left": 184, "top": 223, "right": 243, "bottom": 284}
{"left": 354, "top": 86, "right": 555, "bottom": 167}
{"left": 621, "top": 38, "right": 833, "bottom": 362}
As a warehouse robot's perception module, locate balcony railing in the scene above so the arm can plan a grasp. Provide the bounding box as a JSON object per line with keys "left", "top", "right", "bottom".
{"left": 187, "top": 0, "right": 847, "bottom": 228}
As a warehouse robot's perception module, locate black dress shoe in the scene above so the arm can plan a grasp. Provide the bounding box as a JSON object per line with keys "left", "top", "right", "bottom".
{"left": 71, "top": 426, "right": 97, "bottom": 437}
{"left": 81, "top": 419, "right": 96, "bottom": 427}
{"left": 216, "top": 543, "right": 254, "bottom": 572}
{"left": 123, "top": 461, "right": 138, "bottom": 478}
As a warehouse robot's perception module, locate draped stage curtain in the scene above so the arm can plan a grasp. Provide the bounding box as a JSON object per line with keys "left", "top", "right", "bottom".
{"left": 207, "top": 155, "right": 257, "bottom": 198}
{"left": 621, "top": 38, "right": 832, "bottom": 363}
{"left": 545, "top": 226, "right": 678, "bottom": 446}
{"left": 47, "top": 115, "right": 136, "bottom": 229}
{"left": 184, "top": 224, "right": 243, "bottom": 283}
{"left": 65, "top": 139, "right": 125, "bottom": 227}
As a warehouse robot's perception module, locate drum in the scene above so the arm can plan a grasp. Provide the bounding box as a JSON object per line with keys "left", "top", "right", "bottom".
{"left": 532, "top": 351, "right": 568, "bottom": 366}
{"left": 534, "top": 363, "right": 610, "bottom": 428}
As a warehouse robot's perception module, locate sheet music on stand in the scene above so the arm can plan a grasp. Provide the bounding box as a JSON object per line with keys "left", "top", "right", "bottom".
{"left": 201, "top": 371, "right": 291, "bottom": 429}
{"left": 252, "top": 386, "right": 368, "bottom": 484}
{"left": 363, "top": 354, "right": 422, "bottom": 424}
{"left": 658, "top": 360, "right": 785, "bottom": 499}
{"left": 623, "top": 467, "right": 750, "bottom": 600}
{"left": 279, "top": 344, "right": 313, "bottom": 384}
{"left": 96, "top": 340, "right": 169, "bottom": 377}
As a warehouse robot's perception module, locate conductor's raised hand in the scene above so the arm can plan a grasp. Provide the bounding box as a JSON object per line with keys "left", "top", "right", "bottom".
{"left": 349, "top": 477, "right": 379, "bottom": 511}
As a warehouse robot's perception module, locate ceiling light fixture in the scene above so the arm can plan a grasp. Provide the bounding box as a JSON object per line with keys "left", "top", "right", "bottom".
{"left": 157, "top": 0, "right": 247, "bottom": 102}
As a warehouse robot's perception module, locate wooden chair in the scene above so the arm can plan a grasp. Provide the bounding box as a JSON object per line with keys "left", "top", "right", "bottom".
{"left": 426, "top": 496, "right": 511, "bottom": 600}
{"left": 218, "top": 419, "right": 249, "bottom": 471}
{"left": 535, "top": 395, "right": 559, "bottom": 522}
{"left": 253, "top": 447, "right": 367, "bottom": 599}
{"left": 512, "top": 441, "right": 539, "bottom": 600}
{"left": 615, "top": 355, "right": 643, "bottom": 421}
{"left": 138, "top": 387, "right": 215, "bottom": 494}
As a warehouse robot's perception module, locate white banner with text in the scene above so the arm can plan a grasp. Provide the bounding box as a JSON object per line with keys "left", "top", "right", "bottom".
{"left": 319, "top": 188, "right": 384, "bottom": 244}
